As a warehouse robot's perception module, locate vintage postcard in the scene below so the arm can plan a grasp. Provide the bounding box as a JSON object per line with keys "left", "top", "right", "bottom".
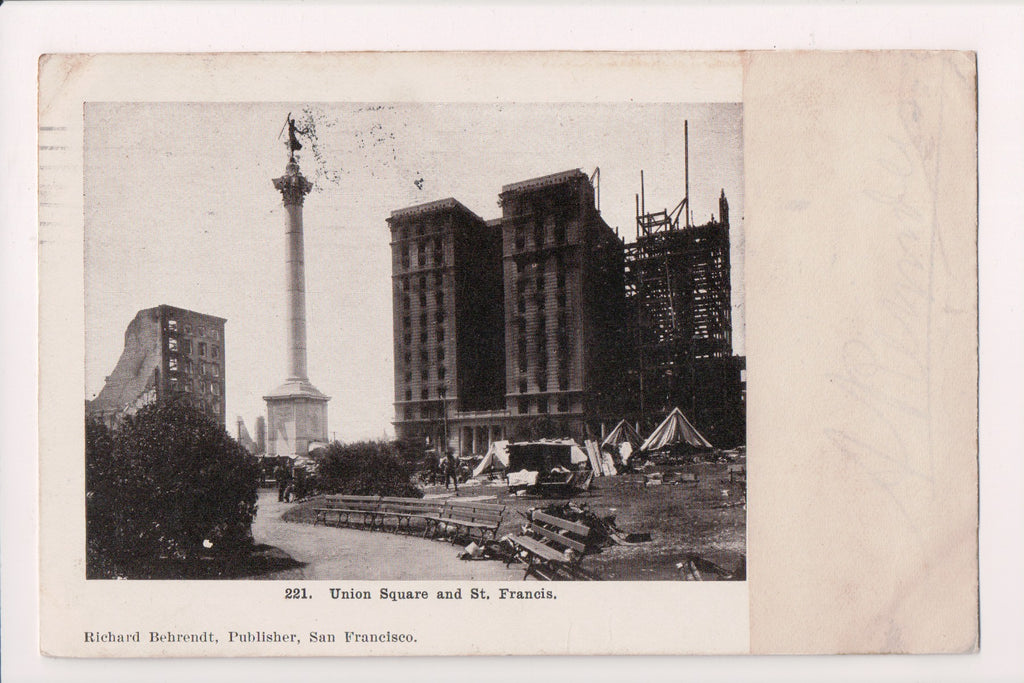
{"left": 37, "top": 51, "right": 976, "bottom": 657}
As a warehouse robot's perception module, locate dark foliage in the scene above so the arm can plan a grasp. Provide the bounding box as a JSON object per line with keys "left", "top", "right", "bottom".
{"left": 312, "top": 440, "right": 422, "bottom": 498}
{"left": 86, "top": 400, "right": 260, "bottom": 578}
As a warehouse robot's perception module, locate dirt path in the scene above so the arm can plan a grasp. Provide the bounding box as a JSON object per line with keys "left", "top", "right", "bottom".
{"left": 251, "top": 490, "right": 524, "bottom": 580}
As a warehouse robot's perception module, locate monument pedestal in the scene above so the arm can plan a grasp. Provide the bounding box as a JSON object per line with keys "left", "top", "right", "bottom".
{"left": 264, "top": 379, "right": 329, "bottom": 457}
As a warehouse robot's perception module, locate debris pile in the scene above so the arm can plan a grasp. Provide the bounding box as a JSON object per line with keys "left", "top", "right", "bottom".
{"left": 533, "top": 501, "right": 652, "bottom": 550}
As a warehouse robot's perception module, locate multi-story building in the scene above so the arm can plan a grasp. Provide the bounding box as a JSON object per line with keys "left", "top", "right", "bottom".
{"left": 87, "top": 305, "right": 227, "bottom": 429}
{"left": 387, "top": 199, "right": 506, "bottom": 450}
{"left": 388, "top": 170, "right": 628, "bottom": 454}
{"left": 499, "top": 170, "right": 627, "bottom": 441}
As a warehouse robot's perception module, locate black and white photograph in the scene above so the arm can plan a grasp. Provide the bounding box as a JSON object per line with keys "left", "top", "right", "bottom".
{"left": 83, "top": 101, "right": 746, "bottom": 582}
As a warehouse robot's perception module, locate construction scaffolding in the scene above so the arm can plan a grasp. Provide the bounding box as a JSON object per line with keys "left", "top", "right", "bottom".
{"left": 624, "top": 121, "right": 735, "bottom": 432}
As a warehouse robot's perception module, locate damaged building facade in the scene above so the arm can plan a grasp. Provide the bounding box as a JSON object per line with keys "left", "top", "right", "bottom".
{"left": 86, "top": 305, "right": 227, "bottom": 429}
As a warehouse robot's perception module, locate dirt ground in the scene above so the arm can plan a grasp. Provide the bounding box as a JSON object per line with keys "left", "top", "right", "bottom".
{"left": 280, "top": 460, "right": 746, "bottom": 581}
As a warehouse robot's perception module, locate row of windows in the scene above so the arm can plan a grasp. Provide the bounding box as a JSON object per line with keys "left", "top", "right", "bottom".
{"left": 394, "top": 221, "right": 446, "bottom": 241}
{"left": 397, "top": 271, "right": 443, "bottom": 293}
{"left": 399, "top": 238, "right": 445, "bottom": 269}
{"left": 168, "top": 376, "right": 221, "bottom": 396}
{"left": 516, "top": 395, "right": 570, "bottom": 415}
{"left": 166, "top": 318, "right": 220, "bottom": 340}
{"left": 402, "top": 290, "right": 444, "bottom": 310}
{"left": 512, "top": 216, "right": 568, "bottom": 251}
{"left": 167, "top": 336, "right": 219, "bottom": 359}
{"left": 403, "top": 386, "right": 445, "bottom": 402}
{"left": 167, "top": 356, "right": 221, "bottom": 377}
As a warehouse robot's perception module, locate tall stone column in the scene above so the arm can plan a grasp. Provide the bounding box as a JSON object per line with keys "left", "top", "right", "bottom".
{"left": 264, "top": 154, "right": 330, "bottom": 458}
{"left": 274, "top": 159, "right": 312, "bottom": 381}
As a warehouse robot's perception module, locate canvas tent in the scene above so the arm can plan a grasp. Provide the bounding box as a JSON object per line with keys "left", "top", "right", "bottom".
{"left": 640, "top": 408, "right": 714, "bottom": 452}
{"left": 471, "top": 440, "right": 510, "bottom": 477}
{"left": 602, "top": 420, "right": 642, "bottom": 450}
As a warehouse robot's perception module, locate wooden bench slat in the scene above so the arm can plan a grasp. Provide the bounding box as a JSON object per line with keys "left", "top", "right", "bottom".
{"left": 532, "top": 511, "right": 590, "bottom": 537}
{"left": 509, "top": 535, "right": 571, "bottom": 564}
{"left": 528, "top": 522, "right": 587, "bottom": 554}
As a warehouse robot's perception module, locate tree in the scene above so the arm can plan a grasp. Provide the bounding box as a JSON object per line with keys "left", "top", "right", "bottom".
{"left": 86, "top": 399, "right": 259, "bottom": 577}
{"left": 312, "top": 440, "right": 421, "bottom": 498}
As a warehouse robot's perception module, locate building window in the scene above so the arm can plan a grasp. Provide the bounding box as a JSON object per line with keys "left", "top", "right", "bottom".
{"left": 519, "top": 378, "right": 527, "bottom": 394}
{"left": 538, "top": 397, "right": 548, "bottom": 413}
{"left": 167, "top": 318, "right": 178, "bottom": 332}
{"left": 557, "top": 397, "right": 569, "bottom": 413}
{"left": 168, "top": 337, "right": 178, "bottom": 352}
{"left": 198, "top": 342, "right": 207, "bottom": 356}
{"left": 182, "top": 338, "right": 192, "bottom": 354}
{"left": 437, "top": 326, "right": 445, "bottom": 342}
{"left": 405, "top": 388, "right": 412, "bottom": 401}
{"left": 183, "top": 382, "right": 192, "bottom": 393}
{"left": 438, "top": 365, "right": 446, "bottom": 380}
{"left": 421, "top": 368, "right": 429, "bottom": 381}
{"left": 518, "top": 398, "right": 529, "bottom": 415}
{"left": 211, "top": 364, "right": 219, "bottom": 377}
{"left": 211, "top": 345, "right": 219, "bottom": 359}
{"left": 198, "top": 326, "right": 205, "bottom": 337}
{"left": 211, "top": 383, "right": 220, "bottom": 396}
{"left": 184, "top": 324, "right": 192, "bottom": 334}
{"left": 559, "top": 374, "right": 570, "bottom": 391}
{"left": 420, "top": 331, "right": 428, "bottom": 344}
{"left": 169, "top": 376, "right": 179, "bottom": 390}
{"left": 421, "top": 388, "right": 429, "bottom": 400}
{"left": 211, "top": 329, "right": 219, "bottom": 341}
{"left": 437, "top": 346, "right": 445, "bottom": 361}
{"left": 182, "top": 359, "right": 192, "bottom": 374}
{"left": 517, "top": 296, "right": 526, "bottom": 314}
{"left": 168, "top": 357, "right": 178, "bottom": 371}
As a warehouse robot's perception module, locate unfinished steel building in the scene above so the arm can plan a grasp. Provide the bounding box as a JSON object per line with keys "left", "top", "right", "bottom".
{"left": 625, "top": 127, "right": 744, "bottom": 446}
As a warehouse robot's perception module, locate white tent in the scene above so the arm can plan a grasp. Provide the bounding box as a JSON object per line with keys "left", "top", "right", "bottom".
{"left": 602, "top": 419, "right": 643, "bottom": 450}
{"left": 640, "top": 408, "right": 713, "bottom": 452}
{"left": 472, "top": 440, "right": 510, "bottom": 477}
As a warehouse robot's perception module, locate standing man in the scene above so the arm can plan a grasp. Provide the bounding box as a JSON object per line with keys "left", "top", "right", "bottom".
{"left": 275, "top": 461, "right": 293, "bottom": 502}
{"left": 444, "top": 451, "right": 459, "bottom": 492}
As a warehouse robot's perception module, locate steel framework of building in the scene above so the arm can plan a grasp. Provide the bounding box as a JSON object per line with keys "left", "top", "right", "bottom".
{"left": 624, "top": 122, "right": 733, "bottom": 426}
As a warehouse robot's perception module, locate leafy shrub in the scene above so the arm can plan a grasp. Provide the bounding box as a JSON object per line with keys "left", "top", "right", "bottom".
{"left": 312, "top": 440, "right": 422, "bottom": 498}
{"left": 86, "top": 400, "right": 260, "bottom": 578}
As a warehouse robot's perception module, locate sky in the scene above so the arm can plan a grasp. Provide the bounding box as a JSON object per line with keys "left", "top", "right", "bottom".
{"left": 84, "top": 102, "right": 743, "bottom": 441}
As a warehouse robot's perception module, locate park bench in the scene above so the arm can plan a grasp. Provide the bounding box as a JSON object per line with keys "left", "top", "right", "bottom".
{"left": 427, "top": 500, "right": 506, "bottom": 543}
{"left": 376, "top": 497, "right": 445, "bottom": 534}
{"left": 506, "top": 510, "right": 593, "bottom": 580}
{"left": 313, "top": 495, "right": 381, "bottom": 527}
{"left": 727, "top": 464, "right": 746, "bottom": 483}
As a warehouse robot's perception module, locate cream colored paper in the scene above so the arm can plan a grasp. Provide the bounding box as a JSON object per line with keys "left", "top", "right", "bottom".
{"left": 38, "top": 51, "right": 976, "bottom": 657}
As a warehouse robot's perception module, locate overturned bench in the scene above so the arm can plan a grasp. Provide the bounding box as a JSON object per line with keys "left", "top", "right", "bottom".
{"left": 507, "top": 510, "right": 594, "bottom": 580}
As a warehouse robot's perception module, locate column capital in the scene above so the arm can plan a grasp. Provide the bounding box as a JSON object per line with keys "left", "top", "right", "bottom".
{"left": 273, "top": 160, "right": 313, "bottom": 206}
